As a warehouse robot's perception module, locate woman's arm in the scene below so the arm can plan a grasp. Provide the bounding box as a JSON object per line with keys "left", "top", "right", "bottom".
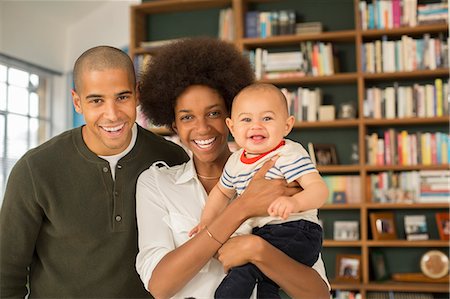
{"left": 139, "top": 158, "right": 289, "bottom": 299}
{"left": 216, "top": 235, "right": 330, "bottom": 299}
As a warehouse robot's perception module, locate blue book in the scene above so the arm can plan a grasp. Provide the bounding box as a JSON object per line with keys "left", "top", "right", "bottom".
{"left": 245, "top": 11, "right": 259, "bottom": 38}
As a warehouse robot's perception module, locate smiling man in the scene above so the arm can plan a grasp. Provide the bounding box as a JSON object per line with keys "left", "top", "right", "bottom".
{"left": 0, "top": 46, "right": 189, "bottom": 298}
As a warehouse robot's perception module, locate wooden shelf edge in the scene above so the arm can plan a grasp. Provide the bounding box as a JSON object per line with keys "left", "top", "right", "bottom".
{"left": 331, "top": 281, "right": 450, "bottom": 293}
{"left": 366, "top": 240, "right": 449, "bottom": 247}
{"left": 364, "top": 116, "right": 450, "bottom": 126}
{"left": 131, "top": 0, "right": 231, "bottom": 14}
{"left": 363, "top": 68, "right": 450, "bottom": 80}
{"left": 361, "top": 23, "right": 449, "bottom": 38}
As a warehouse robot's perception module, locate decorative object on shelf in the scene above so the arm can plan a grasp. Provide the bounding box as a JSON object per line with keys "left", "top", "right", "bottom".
{"left": 312, "top": 143, "right": 338, "bottom": 166}
{"left": 370, "top": 212, "right": 397, "bottom": 240}
{"left": 332, "top": 191, "right": 347, "bottom": 204}
{"left": 420, "top": 250, "right": 449, "bottom": 279}
{"left": 350, "top": 143, "right": 359, "bottom": 164}
{"left": 404, "top": 215, "right": 429, "bottom": 241}
{"left": 333, "top": 220, "right": 359, "bottom": 241}
{"left": 335, "top": 254, "right": 361, "bottom": 282}
{"left": 338, "top": 102, "right": 356, "bottom": 119}
{"left": 435, "top": 212, "right": 450, "bottom": 241}
{"left": 370, "top": 249, "right": 390, "bottom": 281}
{"left": 318, "top": 105, "right": 335, "bottom": 121}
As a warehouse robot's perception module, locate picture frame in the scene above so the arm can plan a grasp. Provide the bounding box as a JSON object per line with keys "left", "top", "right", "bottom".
{"left": 312, "top": 143, "right": 339, "bottom": 166}
{"left": 370, "top": 212, "right": 397, "bottom": 240}
{"left": 333, "top": 221, "right": 359, "bottom": 241}
{"left": 404, "top": 215, "right": 429, "bottom": 241}
{"left": 332, "top": 191, "right": 347, "bottom": 204}
{"left": 370, "top": 249, "right": 390, "bottom": 281}
{"left": 435, "top": 212, "right": 450, "bottom": 240}
{"left": 335, "top": 254, "right": 361, "bottom": 282}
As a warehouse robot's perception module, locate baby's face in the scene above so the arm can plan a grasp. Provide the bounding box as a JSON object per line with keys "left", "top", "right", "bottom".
{"left": 227, "top": 89, "right": 294, "bottom": 156}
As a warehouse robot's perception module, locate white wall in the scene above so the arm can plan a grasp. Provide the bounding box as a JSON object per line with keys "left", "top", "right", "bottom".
{"left": 66, "top": 0, "right": 140, "bottom": 72}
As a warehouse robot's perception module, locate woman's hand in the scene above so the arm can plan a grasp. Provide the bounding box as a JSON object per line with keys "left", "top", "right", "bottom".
{"left": 216, "top": 235, "right": 261, "bottom": 273}
{"left": 236, "top": 157, "right": 302, "bottom": 218}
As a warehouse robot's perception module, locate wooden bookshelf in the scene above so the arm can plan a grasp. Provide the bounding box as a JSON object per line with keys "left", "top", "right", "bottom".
{"left": 130, "top": 1, "right": 450, "bottom": 298}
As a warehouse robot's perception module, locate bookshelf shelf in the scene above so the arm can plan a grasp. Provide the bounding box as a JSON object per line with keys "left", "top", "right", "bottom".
{"left": 258, "top": 72, "right": 358, "bottom": 85}
{"left": 295, "top": 119, "right": 360, "bottom": 128}
{"left": 365, "top": 202, "right": 450, "bottom": 209}
{"left": 130, "top": 0, "right": 450, "bottom": 298}
{"left": 364, "top": 116, "right": 450, "bottom": 126}
{"left": 363, "top": 68, "right": 450, "bottom": 80}
{"left": 361, "top": 22, "right": 449, "bottom": 38}
{"left": 366, "top": 240, "right": 449, "bottom": 247}
{"left": 364, "top": 164, "right": 450, "bottom": 172}
{"left": 324, "top": 240, "right": 363, "bottom": 247}
{"left": 241, "top": 30, "right": 357, "bottom": 46}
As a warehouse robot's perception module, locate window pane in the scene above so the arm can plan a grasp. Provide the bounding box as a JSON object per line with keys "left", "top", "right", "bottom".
{"left": 8, "top": 68, "right": 29, "bottom": 88}
{"left": 8, "top": 86, "right": 29, "bottom": 114}
{"left": 0, "top": 114, "right": 4, "bottom": 157}
{"left": 30, "top": 74, "right": 39, "bottom": 88}
{"left": 29, "top": 92, "right": 39, "bottom": 117}
{"left": 0, "top": 83, "right": 6, "bottom": 110}
{"left": 7, "top": 114, "right": 28, "bottom": 159}
{"left": 0, "top": 65, "right": 6, "bottom": 82}
{"left": 29, "top": 118, "right": 40, "bottom": 149}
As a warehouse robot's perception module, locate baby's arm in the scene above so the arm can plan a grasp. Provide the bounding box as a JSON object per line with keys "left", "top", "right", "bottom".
{"left": 268, "top": 172, "right": 328, "bottom": 219}
{"left": 189, "top": 184, "right": 236, "bottom": 237}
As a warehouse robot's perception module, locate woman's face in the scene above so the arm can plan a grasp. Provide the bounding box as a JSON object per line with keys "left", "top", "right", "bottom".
{"left": 172, "top": 85, "right": 230, "bottom": 164}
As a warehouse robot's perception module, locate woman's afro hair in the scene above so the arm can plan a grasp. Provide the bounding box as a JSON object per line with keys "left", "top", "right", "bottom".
{"left": 138, "top": 37, "right": 255, "bottom": 127}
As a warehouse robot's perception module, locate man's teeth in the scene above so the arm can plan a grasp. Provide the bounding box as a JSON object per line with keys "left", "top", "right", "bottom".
{"left": 194, "top": 137, "right": 215, "bottom": 148}
{"left": 102, "top": 124, "right": 124, "bottom": 132}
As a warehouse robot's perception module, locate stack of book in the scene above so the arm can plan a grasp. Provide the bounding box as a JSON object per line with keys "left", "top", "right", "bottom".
{"left": 417, "top": 2, "right": 448, "bottom": 25}
{"left": 418, "top": 170, "right": 450, "bottom": 203}
{"left": 295, "top": 22, "right": 322, "bottom": 35}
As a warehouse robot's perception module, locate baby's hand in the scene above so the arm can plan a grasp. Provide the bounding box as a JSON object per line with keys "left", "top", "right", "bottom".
{"left": 188, "top": 223, "right": 206, "bottom": 237}
{"left": 267, "top": 196, "right": 297, "bottom": 220}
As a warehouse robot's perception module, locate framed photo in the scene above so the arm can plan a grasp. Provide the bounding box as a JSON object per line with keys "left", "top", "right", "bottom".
{"left": 335, "top": 254, "right": 361, "bottom": 282}
{"left": 370, "top": 212, "right": 397, "bottom": 240}
{"left": 334, "top": 221, "right": 359, "bottom": 241}
{"left": 312, "top": 143, "right": 338, "bottom": 166}
{"left": 435, "top": 212, "right": 450, "bottom": 240}
{"left": 370, "top": 249, "right": 390, "bottom": 281}
{"left": 332, "top": 191, "right": 347, "bottom": 204}
{"left": 404, "top": 215, "right": 429, "bottom": 241}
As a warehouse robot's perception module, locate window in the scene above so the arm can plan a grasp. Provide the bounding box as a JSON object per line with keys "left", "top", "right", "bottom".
{"left": 0, "top": 57, "right": 54, "bottom": 198}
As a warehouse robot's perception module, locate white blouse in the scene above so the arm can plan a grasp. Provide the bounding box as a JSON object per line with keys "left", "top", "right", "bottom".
{"left": 136, "top": 159, "right": 330, "bottom": 299}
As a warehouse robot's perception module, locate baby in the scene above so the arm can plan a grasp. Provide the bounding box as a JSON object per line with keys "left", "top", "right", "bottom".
{"left": 191, "top": 83, "right": 328, "bottom": 299}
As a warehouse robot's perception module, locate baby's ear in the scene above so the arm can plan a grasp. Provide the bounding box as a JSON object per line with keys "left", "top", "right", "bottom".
{"left": 284, "top": 115, "right": 295, "bottom": 136}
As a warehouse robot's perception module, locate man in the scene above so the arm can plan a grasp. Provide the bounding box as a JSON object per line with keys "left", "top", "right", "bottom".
{"left": 0, "top": 46, "right": 189, "bottom": 298}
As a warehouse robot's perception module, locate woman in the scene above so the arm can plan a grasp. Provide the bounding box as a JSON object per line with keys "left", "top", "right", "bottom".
{"left": 136, "top": 37, "right": 330, "bottom": 299}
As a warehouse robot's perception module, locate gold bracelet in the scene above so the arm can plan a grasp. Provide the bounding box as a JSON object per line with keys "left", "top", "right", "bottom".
{"left": 205, "top": 226, "right": 223, "bottom": 245}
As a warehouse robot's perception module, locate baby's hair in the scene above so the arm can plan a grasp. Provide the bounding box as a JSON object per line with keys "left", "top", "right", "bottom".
{"left": 233, "top": 83, "right": 289, "bottom": 114}
{"left": 138, "top": 37, "right": 254, "bottom": 127}
{"left": 73, "top": 46, "right": 135, "bottom": 92}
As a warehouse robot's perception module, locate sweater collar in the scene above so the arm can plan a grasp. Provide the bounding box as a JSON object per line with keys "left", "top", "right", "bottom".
{"left": 73, "top": 123, "right": 141, "bottom": 163}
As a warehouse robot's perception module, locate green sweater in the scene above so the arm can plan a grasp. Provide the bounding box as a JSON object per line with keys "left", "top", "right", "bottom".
{"left": 0, "top": 125, "right": 189, "bottom": 298}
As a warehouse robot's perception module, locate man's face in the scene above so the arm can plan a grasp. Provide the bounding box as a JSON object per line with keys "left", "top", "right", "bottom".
{"left": 71, "top": 68, "right": 138, "bottom": 156}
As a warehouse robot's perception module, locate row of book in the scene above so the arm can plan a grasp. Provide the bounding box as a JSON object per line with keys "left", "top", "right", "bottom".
{"left": 249, "top": 41, "right": 337, "bottom": 80}
{"left": 218, "top": 8, "right": 234, "bottom": 42}
{"left": 281, "top": 87, "right": 324, "bottom": 122}
{"left": 359, "top": 0, "right": 447, "bottom": 30}
{"left": 322, "top": 175, "right": 361, "bottom": 204}
{"left": 245, "top": 10, "right": 296, "bottom": 38}
{"left": 363, "top": 79, "right": 450, "bottom": 119}
{"left": 361, "top": 34, "right": 449, "bottom": 74}
{"left": 369, "top": 170, "right": 450, "bottom": 203}
{"left": 366, "top": 130, "right": 449, "bottom": 166}
{"left": 367, "top": 292, "right": 434, "bottom": 299}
